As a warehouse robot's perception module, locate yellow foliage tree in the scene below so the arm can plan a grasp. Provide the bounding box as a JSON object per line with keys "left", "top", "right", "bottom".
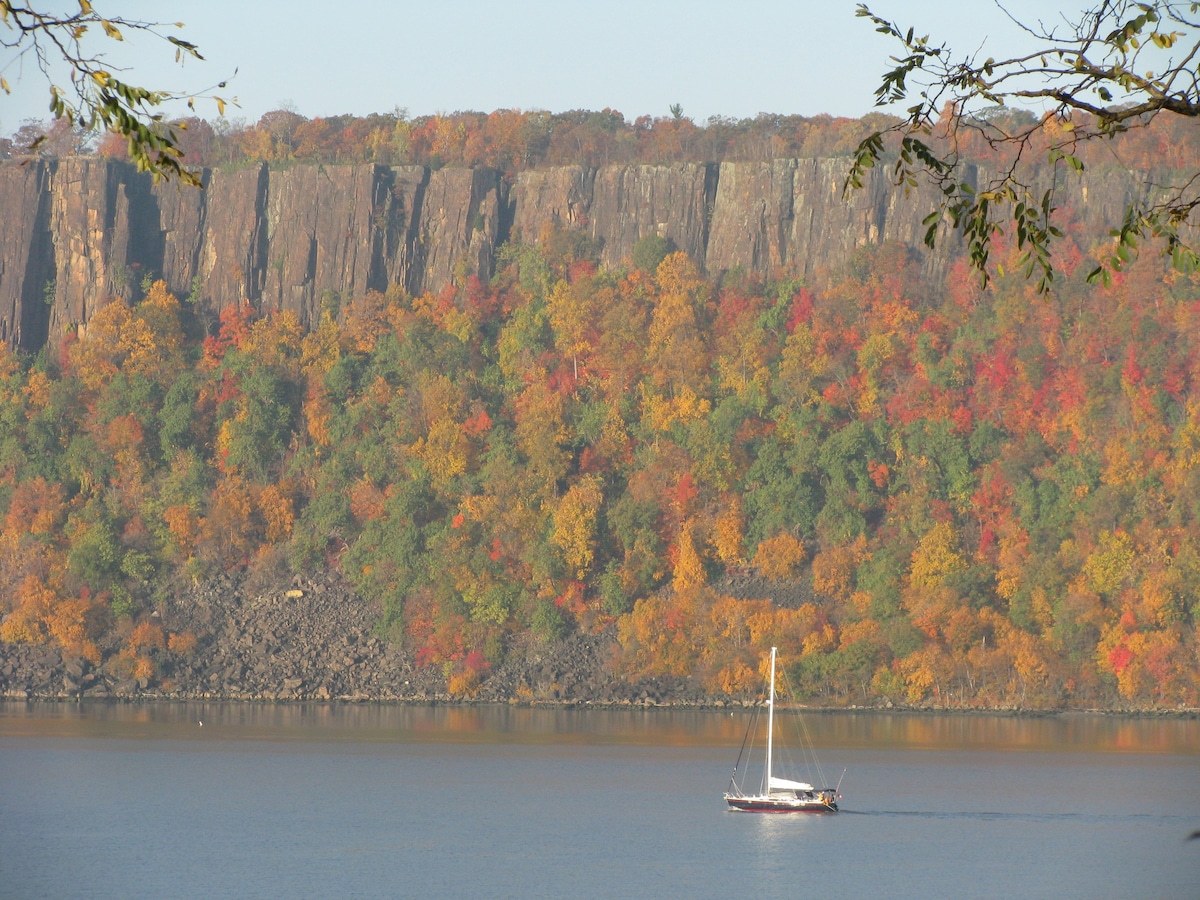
{"left": 672, "top": 519, "right": 707, "bottom": 592}
{"left": 855, "top": 331, "right": 896, "bottom": 414}
{"left": 68, "top": 282, "right": 186, "bottom": 392}
{"left": 128, "top": 280, "right": 185, "bottom": 382}
{"left": 303, "top": 384, "right": 334, "bottom": 448}
{"left": 408, "top": 374, "right": 470, "bottom": 491}
{"left": 546, "top": 277, "right": 595, "bottom": 382}
{"left": 69, "top": 299, "right": 136, "bottom": 391}
{"left": 710, "top": 498, "right": 746, "bottom": 569}
{"left": 22, "top": 368, "right": 52, "bottom": 411}
{"left": 1082, "top": 530, "right": 1135, "bottom": 596}
{"left": 299, "top": 312, "right": 342, "bottom": 379}
{"left": 810, "top": 536, "right": 867, "bottom": 602}
{"left": 708, "top": 595, "right": 770, "bottom": 649}
{"left": 244, "top": 310, "right": 304, "bottom": 376}
{"left": 258, "top": 482, "right": 296, "bottom": 543}
{"left": 753, "top": 532, "right": 807, "bottom": 581}
{"left": 447, "top": 668, "right": 482, "bottom": 698}
{"left": 648, "top": 252, "right": 709, "bottom": 398}
{"left": 776, "top": 323, "right": 828, "bottom": 407}
{"left": 994, "top": 522, "right": 1029, "bottom": 600}
{"left": 897, "top": 644, "right": 952, "bottom": 704}
{"left": 418, "top": 418, "right": 470, "bottom": 489}
{"left": 909, "top": 521, "right": 966, "bottom": 589}
{"left": 163, "top": 504, "right": 200, "bottom": 559}
{"left": 513, "top": 380, "right": 571, "bottom": 495}
{"left": 198, "top": 475, "right": 258, "bottom": 566}
{"left": 617, "top": 589, "right": 709, "bottom": 678}
{"left": 551, "top": 475, "right": 604, "bottom": 580}
{"left": 713, "top": 659, "right": 758, "bottom": 695}
{"left": 802, "top": 623, "right": 838, "bottom": 657}
{"left": 44, "top": 587, "right": 102, "bottom": 664}
{"left": 0, "top": 573, "right": 54, "bottom": 644}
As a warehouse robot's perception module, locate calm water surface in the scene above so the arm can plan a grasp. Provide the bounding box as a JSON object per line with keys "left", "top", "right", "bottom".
{"left": 1, "top": 702, "right": 1197, "bottom": 899}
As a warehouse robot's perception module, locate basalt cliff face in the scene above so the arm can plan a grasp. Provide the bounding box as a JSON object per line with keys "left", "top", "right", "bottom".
{"left": 0, "top": 156, "right": 1152, "bottom": 350}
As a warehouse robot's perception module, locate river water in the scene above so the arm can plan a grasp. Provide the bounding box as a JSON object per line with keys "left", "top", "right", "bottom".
{"left": 1, "top": 702, "right": 1197, "bottom": 899}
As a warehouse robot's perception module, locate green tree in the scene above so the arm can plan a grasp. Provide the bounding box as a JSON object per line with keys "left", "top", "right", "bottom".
{"left": 215, "top": 360, "right": 299, "bottom": 483}
{"left": 742, "top": 432, "right": 822, "bottom": 547}
{"left": 632, "top": 234, "right": 676, "bottom": 274}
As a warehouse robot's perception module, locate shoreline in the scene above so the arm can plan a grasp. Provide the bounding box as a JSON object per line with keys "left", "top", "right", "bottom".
{"left": 4, "top": 575, "right": 1196, "bottom": 720}
{"left": 4, "top": 692, "right": 1198, "bottom": 719}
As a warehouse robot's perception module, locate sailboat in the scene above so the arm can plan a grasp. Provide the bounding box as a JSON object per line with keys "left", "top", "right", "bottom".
{"left": 723, "top": 647, "right": 841, "bottom": 812}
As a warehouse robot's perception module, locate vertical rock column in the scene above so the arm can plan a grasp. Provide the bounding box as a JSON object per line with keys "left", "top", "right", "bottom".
{"left": 0, "top": 160, "right": 54, "bottom": 350}
{"left": 151, "top": 173, "right": 209, "bottom": 303}
{"left": 380, "top": 165, "right": 431, "bottom": 297}
{"left": 588, "top": 163, "right": 716, "bottom": 271}
{"left": 260, "top": 164, "right": 388, "bottom": 326}
{"left": 411, "top": 167, "right": 504, "bottom": 297}
{"left": 705, "top": 159, "right": 798, "bottom": 278}
{"left": 510, "top": 165, "right": 597, "bottom": 245}
{"left": 45, "top": 157, "right": 134, "bottom": 344}
{"left": 193, "top": 163, "right": 269, "bottom": 324}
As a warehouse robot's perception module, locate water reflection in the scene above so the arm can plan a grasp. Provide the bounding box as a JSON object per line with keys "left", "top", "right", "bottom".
{"left": 850, "top": 809, "right": 1196, "bottom": 826}
{"left": 1, "top": 700, "right": 1197, "bottom": 754}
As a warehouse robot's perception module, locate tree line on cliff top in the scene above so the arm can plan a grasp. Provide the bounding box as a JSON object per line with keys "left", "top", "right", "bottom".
{"left": 8, "top": 102, "right": 1200, "bottom": 183}
{"left": 1, "top": 104, "right": 930, "bottom": 171}
{"left": 1, "top": 211, "right": 1198, "bottom": 708}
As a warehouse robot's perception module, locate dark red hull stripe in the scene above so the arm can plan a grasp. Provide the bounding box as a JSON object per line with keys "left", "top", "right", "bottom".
{"left": 726, "top": 800, "right": 838, "bottom": 813}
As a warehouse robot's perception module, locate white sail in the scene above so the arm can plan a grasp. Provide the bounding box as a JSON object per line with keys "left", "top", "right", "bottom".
{"left": 769, "top": 776, "right": 814, "bottom": 792}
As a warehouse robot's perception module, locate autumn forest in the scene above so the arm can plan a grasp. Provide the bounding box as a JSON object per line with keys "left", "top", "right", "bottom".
{"left": 2, "top": 108, "right": 1200, "bottom": 710}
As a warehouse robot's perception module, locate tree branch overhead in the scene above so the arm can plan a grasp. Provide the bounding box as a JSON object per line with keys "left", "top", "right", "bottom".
{"left": 849, "top": 1, "right": 1200, "bottom": 291}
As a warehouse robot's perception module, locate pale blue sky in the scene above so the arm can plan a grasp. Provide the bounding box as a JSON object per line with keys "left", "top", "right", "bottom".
{"left": 2, "top": 0, "right": 1058, "bottom": 133}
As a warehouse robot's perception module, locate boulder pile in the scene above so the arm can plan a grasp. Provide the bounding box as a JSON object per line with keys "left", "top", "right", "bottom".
{"left": 0, "top": 571, "right": 715, "bottom": 706}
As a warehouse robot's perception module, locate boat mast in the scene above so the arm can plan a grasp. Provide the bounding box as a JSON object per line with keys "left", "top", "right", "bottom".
{"left": 765, "top": 646, "right": 776, "bottom": 793}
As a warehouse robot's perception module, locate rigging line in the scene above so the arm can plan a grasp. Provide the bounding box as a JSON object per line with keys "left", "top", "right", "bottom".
{"left": 777, "top": 665, "right": 812, "bottom": 784}
{"left": 746, "top": 700, "right": 764, "bottom": 793}
{"left": 781, "top": 664, "right": 829, "bottom": 788}
{"left": 728, "top": 703, "right": 756, "bottom": 791}
{"left": 729, "top": 700, "right": 761, "bottom": 793}
{"left": 787, "top": 672, "right": 816, "bottom": 787}
{"left": 798, "top": 710, "right": 828, "bottom": 788}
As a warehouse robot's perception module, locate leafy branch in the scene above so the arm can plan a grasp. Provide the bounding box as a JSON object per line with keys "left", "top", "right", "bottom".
{"left": 0, "top": 1, "right": 235, "bottom": 185}
{"left": 846, "top": 1, "right": 1200, "bottom": 291}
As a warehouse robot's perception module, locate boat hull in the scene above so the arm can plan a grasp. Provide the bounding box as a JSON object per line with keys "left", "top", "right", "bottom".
{"left": 725, "top": 795, "right": 838, "bottom": 813}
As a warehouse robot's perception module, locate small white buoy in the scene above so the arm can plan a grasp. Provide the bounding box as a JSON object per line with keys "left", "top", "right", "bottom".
{"left": 198, "top": 720, "right": 203, "bottom": 727}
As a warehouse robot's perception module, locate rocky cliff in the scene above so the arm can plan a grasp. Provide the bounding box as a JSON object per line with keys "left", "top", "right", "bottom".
{"left": 0, "top": 155, "right": 1157, "bottom": 351}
